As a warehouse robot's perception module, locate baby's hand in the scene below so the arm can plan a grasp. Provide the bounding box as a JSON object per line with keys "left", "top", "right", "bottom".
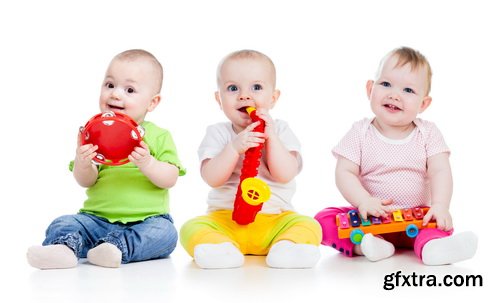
{"left": 231, "top": 121, "right": 266, "bottom": 154}
{"left": 75, "top": 132, "right": 98, "bottom": 168}
{"left": 358, "top": 197, "right": 393, "bottom": 220}
{"left": 128, "top": 140, "right": 153, "bottom": 169}
{"left": 255, "top": 108, "right": 276, "bottom": 139}
{"left": 423, "top": 204, "right": 453, "bottom": 231}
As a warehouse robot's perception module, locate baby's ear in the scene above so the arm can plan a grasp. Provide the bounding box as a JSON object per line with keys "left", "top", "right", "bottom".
{"left": 148, "top": 94, "right": 161, "bottom": 112}
{"left": 214, "top": 91, "right": 222, "bottom": 109}
{"left": 366, "top": 80, "right": 374, "bottom": 99}
{"left": 270, "top": 89, "right": 281, "bottom": 108}
{"left": 419, "top": 96, "right": 432, "bottom": 113}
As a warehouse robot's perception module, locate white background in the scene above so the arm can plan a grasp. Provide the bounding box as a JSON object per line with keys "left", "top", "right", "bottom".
{"left": 1, "top": 0, "right": 498, "bottom": 301}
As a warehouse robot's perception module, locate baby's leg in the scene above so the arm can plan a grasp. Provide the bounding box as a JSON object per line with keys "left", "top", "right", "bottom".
{"left": 358, "top": 233, "right": 395, "bottom": 261}
{"left": 87, "top": 243, "right": 122, "bottom": 268}
{"left": 193, "top": 242, "right": 244, "bottom": 269}
{"left": 180, "top": 211, "right": 243, "bottom": 269}
{"left": 265, "top": 213, "right": 322, "bottom": 268}
{"left": 314, "top": 207, "right": 357, "bottom": 257}
{"left": 93, "top": 214, "right": 179, "bottom": 267}
{"left": 416, "top": 229, "right": 477, "bottom": 265}
{"left": 27, "top": 213, "right": 100, "bottom": 269}
{"left": 266, "top": 240, "right": 321, "bottom": 268}
{"left": 27, "top": 244, "right": 77, "bottom": 269}
{"left": 358, "top": 230, "right": 415, "bottom": 261}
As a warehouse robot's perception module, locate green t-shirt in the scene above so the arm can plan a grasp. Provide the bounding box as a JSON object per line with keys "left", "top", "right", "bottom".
{"left": 70, "top": 121, "right": 185, "bottom": 223}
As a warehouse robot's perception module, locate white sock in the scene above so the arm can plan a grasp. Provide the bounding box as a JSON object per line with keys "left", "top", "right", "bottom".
{"left": 360, "top": 233, "right": 395, "bottom": 262}
{"left": 27, "top": 244, "right": 78, "bottom": 269}
{"left": 194, "top": 242, "right": 244, "bottom": 269}
{"left": 422, "top": 231, "right": 478, "bottom": 266}
{"left": 87, "top": 243, "right": 122, "bottom": 268}
{"left": 265, "top": 240, "right": 320, "bottom": 269}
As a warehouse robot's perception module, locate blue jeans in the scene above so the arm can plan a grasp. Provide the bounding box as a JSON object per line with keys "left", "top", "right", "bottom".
{"left": 43, "top": 213, "right": 178, "bottom": 263}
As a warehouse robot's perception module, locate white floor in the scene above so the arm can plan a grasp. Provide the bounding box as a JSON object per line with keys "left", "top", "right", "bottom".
{"left": 8, "top": 243, "right": 492, "bottom": 303}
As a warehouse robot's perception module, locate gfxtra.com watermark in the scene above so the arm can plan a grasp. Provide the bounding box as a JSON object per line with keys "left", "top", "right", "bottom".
{"left": 383, "top": 270, "right": 483, "bottom": 290}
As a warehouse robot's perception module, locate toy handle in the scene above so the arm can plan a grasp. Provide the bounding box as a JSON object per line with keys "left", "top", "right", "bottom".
{"left": 246, "top": 107, "right": 265, "bottom": 133}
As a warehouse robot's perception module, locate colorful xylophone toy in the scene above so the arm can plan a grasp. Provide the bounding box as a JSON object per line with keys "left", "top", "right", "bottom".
{"left": 337, "top": 207, "right": 437, "bottom": 244}
{"left": 232, "top": 107, "right": 271, "bottom": 225}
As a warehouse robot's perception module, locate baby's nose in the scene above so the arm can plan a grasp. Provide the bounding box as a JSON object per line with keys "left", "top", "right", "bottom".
{"left": 111, "top": 88, "right": 122, "bottom": 99}
{"left": 389, "top": 92, "right": 400, "bottom": 101}
{"left": 238, "top": 94, "right": 251, "bottom": 101}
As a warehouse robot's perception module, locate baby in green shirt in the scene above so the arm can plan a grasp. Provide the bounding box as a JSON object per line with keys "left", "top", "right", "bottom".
{"left": 27, "top": 49, "right": 185, "bottom": 269}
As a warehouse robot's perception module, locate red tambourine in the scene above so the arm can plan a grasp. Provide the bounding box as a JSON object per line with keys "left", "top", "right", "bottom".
{"left": 80, "top": 111, "right": 145, "bottom": 166}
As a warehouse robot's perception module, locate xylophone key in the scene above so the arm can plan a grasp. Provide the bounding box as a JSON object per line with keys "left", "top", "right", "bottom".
{"left": 392, "top": 210, "right": 404, "bottom": 222}
{"left": 402, "top": 209, "right": 414, "bottom": 221}
{"left": 412, "top": 207, "right": 424, "bottom": 219}
{"left": 361, "top": 216, "right": 371, "bottom": 226}
{"left": 338, "top": 213, "right": 350, "bottom": 229}
{"left": 382, "top": 215, "right": 392, "bottom": 224}
{"left": 371, "top": 216, "right": 382, "bottom": 224}
{"left": 348, "top": 210, "right": 361, "bottom": 227}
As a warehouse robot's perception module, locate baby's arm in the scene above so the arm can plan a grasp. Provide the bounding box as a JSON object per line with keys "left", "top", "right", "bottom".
{"left": 335, "top": 156, "right": 392, "bottom": 219}
{"left": 423, "top": 153, "right": 453, "bottom": 230}
{"left": 257, "top": 110, "right": 299, "bottom": 183}
{"left": 73, "top": 133, "right": 99, "bottom": 187}
{"left": 201, "top": 121, "right": 265, "bottom": 187}
{"left": 129, "top": 141, "right": 179, "bottom": 189}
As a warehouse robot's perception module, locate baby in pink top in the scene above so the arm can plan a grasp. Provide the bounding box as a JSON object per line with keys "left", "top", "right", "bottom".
{"left": 315, "top": 47, "right": 477, "bottom": 265}
{"left": 334, "top": 118, "right": 449, "bottom": 210}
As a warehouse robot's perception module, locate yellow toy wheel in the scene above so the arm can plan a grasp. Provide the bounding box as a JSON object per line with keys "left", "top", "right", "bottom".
{"left": 241, "top": 178, "right": 271, "bottom": 205}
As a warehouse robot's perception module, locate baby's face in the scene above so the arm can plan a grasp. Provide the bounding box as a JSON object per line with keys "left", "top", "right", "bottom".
{"left": 99, "top": 58, "right": 160, "bottom": 124}
{"left": 215, "top": 57, "right": 279, "bottom": 133}
{"left": 368, "top": 55, "right": 431, "bottom": 129}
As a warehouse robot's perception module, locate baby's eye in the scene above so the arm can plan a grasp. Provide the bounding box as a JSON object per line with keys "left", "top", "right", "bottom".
{"left": 380, "top": 81, "right": 391, "bottom": 87}
{"left": 252, "top": 84, "right": 263, "bottom": 91}
{"left": 403, "top": 87, "right": 415, "bottom": 94}
{"left": 227, "top": 85, "right": 238, "bottom": 92}
{"left": 105, "top": 82, "right": 115, "bottom": 89}
{"left": 126, "top": 87, "right": 136, "bottom": 94}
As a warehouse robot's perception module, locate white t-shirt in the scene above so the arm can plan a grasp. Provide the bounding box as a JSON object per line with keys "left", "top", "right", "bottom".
{"left": 333, "top": 118, "right": 450, "bottom": 209}
{"left": 198, "top": 120, "right": 302, "bottom": 214}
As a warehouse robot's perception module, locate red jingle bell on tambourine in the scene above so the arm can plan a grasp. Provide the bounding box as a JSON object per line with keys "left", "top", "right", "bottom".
{"left": 80, "top": 111, "right": 145, "bottom": 166}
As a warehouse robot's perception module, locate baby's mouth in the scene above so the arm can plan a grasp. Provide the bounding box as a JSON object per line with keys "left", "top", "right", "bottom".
{"left": 108, "top": 104, "right": 125, "bottom": 111}
{"left": 238, "top": 106, "right": 250, "bottom": 113}
{"left": 384, "top": 104, "right": 401, "bottom": 111}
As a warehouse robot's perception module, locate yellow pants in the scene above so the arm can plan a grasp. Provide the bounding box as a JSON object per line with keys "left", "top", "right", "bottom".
{"left": 180, "top": 210, "right": 322, "bottom": 256}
